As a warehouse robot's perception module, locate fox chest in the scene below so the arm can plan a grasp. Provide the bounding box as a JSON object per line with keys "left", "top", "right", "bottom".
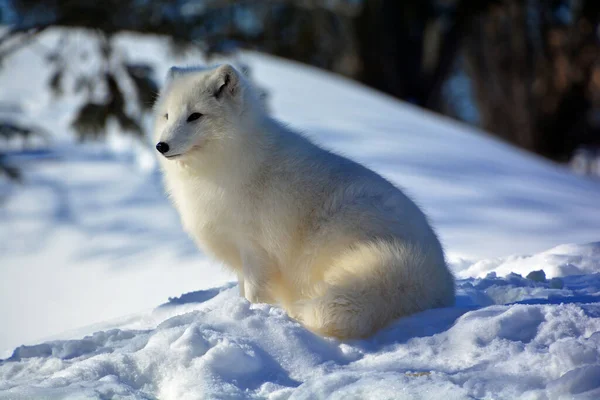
{"left": 171, "top": 183, "right": 260, "bottom": 240}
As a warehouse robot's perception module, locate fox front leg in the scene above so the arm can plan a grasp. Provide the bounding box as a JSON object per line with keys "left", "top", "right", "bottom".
{"left": 241, "top": 248, "right": 275, "bottom": 304}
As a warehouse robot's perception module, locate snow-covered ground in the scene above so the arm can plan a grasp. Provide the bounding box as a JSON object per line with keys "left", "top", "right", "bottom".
{"left": 2, "top": 263, "right": 600, "bottom": 399}
{"left": 1, "top": 31, "right": 600, "bottom": 398}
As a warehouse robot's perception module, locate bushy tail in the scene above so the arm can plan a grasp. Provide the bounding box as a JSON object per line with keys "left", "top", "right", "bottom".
{"left": 290, "top": 240, "right": 455, "bottom": 339}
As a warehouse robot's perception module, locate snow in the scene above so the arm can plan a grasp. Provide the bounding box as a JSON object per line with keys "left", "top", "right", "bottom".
{"left": 1, "top": 30, "right": 600, "bottom": 398}
{"left": 2, "top": 268, "right": 600, "bottom": 399}
{"left": 457, "top": 242, "right": 600, "bottom": 279}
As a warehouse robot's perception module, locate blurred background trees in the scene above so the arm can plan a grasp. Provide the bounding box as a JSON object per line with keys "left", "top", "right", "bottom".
{"left": 1, "top": 0, "right": 599, "bottom": 178}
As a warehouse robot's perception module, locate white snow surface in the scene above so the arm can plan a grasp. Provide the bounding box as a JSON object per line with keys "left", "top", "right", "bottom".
{"left": 2, "top": 270, "right": 600, "bottom": 399}
{"left": 1, "top": 31, "right": 600, "bottom": 398}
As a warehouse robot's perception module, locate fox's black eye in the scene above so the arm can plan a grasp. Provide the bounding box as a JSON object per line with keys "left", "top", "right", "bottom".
{"left": 164, "top": 113, "right": 168, "bottom": 120}
{"left": 187, "top": 112, "right": 202, "bottom": 122}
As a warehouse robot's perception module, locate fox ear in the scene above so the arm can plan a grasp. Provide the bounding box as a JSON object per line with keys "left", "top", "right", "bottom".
{"left": 212, "top": 64, "right": 240, "bottom": 100}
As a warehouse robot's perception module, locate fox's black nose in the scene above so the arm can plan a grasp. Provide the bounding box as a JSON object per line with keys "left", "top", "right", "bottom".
{"left": 156, "top": 142, "right": 170, "bottom": 154}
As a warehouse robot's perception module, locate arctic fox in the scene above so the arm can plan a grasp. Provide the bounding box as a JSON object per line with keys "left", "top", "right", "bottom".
{"left": 154, "top": 64, "right": 455, "bottom": 339}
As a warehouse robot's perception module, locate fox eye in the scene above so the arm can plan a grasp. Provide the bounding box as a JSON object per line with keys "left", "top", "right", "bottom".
{"left": 164, "top": 113, "right": 168, "bottom": 120}
{"left": 187, "top": 112, "right": 202, "bottom": 122}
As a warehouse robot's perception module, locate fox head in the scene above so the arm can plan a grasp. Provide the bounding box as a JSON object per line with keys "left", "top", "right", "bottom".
{"left": 153, "top": 64, "right": 263, "bottom": 161}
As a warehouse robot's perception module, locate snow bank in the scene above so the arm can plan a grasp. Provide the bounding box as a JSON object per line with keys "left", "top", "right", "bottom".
{"left": 455, "top": 241, "right": 600, "bottom": 279}
{"left": 2, "top": 253, "right": 600, "bottom": 399}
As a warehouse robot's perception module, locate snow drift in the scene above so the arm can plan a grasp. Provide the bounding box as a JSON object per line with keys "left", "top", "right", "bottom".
{"left": 2, "top": 247, "right": 600, "bottom": 399}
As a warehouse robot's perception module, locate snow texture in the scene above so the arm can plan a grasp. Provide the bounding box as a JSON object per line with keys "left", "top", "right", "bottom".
{"left": 1, "top": 30, "right": 600, "bottom": 398}
{"left": 456, "top": 242, "right": 600, "bottom": 279}
{"left": 2, "top": 258, "right": 600, "bottom": 399}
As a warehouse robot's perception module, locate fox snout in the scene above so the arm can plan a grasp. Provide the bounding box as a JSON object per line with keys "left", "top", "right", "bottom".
{"left": 156, "top": 142, "right": 170, "bottom": 154}
{"left": 155, "top": 125, "right": 196, "bottom": 159}
{"left": 155, "top": 141, "right": 180, "bottom": 159}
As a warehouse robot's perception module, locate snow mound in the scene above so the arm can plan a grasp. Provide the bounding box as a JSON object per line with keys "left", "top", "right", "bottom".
{"left": 2, "top": 258, "right": 600, "bottom": 399}
{"left": 455, "top": 241, "right": 600, "bottom": 279}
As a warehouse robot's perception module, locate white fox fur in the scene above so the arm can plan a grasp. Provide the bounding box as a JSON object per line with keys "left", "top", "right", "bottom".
{"left": 153, "top": 64, "right": 455, "bottom": 339}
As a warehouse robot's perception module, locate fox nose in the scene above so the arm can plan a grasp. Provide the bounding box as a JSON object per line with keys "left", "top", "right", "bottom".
{"left": 156, "top": 142, "right": 170, "bottom": 154}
